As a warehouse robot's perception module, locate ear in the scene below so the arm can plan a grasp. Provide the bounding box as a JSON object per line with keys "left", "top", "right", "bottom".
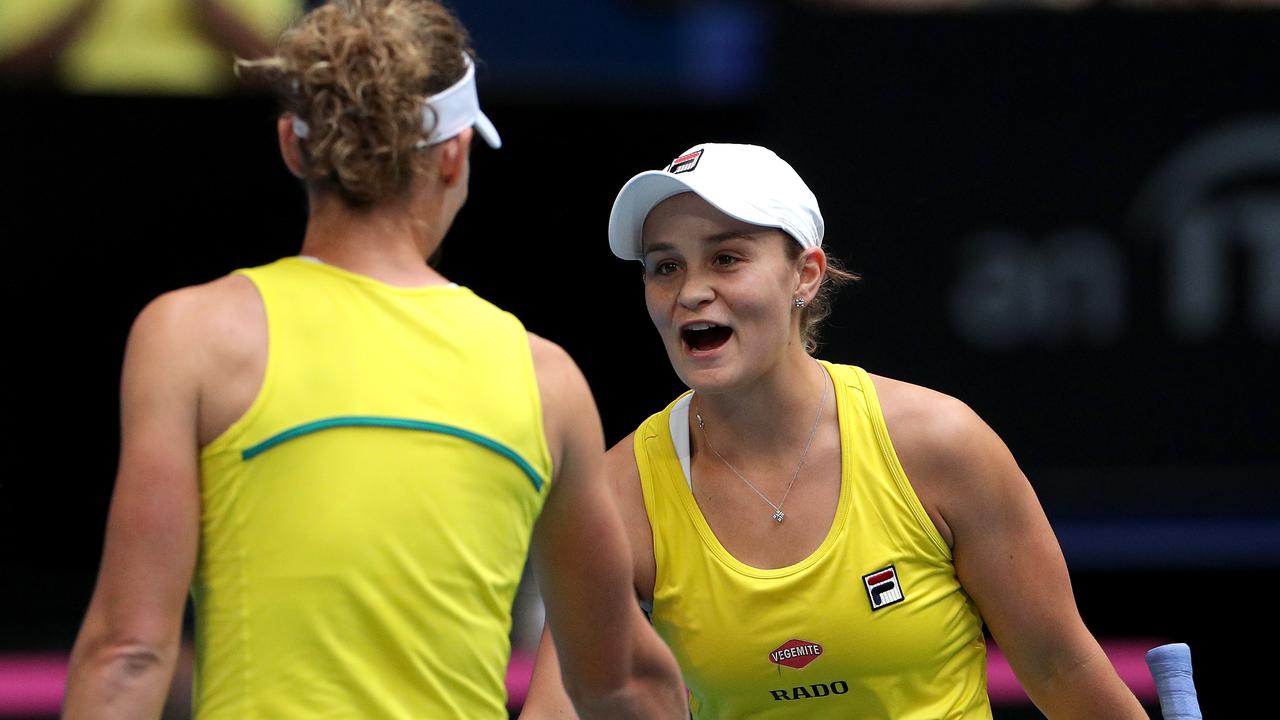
{"left": 436, "top": 127, "right": 474, "bottom": 188}
{"left": 795, "top": 246, "right": 827, "bottom": 304}
{"left": 277, "top": 114, "right": 306, "bottom": 179}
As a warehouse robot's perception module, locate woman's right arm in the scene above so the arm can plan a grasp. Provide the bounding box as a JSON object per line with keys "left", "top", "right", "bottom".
{"left": 521, "top": 431, "right": 663, "bottom": 719}
{"left": 62, "top": 291, "right": 207, "bottom": 719}
{"left": 524, "top": 335, "right": 685, "bottom": 720}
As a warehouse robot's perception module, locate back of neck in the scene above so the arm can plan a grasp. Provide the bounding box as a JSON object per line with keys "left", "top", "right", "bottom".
{"left": 300, "top": 193, "right": 449, "bottom": 288}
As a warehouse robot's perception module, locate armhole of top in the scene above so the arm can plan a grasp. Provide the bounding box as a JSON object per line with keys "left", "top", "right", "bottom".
{"left": 199, "top": 268, "right": 273, "bottom": 459}
{"left": 852, "top": 366, "right": 952, "bottom": 560}
{"left": 636, "top": 392, "right": 694, "bottom": 601}
{"left": 634, "top": 427, "right": 660, "bottom": 539}
{"left": 632, "top": 424, "right": 665, "bottom": 602}
{"left": 516, "top": 320, "right": 555, "bottom": 494}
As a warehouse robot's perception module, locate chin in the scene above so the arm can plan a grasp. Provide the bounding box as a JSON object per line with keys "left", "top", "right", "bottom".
{"left": 672, "top": 361, "right": 740, "bottom": 395}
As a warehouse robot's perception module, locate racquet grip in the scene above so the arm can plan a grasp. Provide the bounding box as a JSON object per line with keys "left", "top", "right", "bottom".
{"left": 1145, "top": 643, "right": 1203, "bottom": 720}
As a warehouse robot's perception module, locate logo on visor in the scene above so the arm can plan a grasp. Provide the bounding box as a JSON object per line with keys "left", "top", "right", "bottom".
{"left": 862, "top": 565, "right": 904, "bottom": 611}
{"left": 668, "top": 149, "right": 704, "bottom": 174}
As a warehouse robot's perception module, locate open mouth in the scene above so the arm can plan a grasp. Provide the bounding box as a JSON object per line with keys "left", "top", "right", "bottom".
{"left": 681, "top": 323, "right": 733, "bottom": 353}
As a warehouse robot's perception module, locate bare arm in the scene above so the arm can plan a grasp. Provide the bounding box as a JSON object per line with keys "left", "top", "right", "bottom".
{"left": 522, "top": 429, "right": 668, "bottom": 720}
{"left": 889, "top": 384, "right": 1145, "bottom": 719}
{"left": 191, "top": 0, "right": 272, "bottom": 63}
{"left": 62, "top": 292, "right": 205, "bottom": 719}
{"left": 521, "top": 625, "right": 585, "bottom": 720}
{"left": 0, "top": 0, "right": 101, "bottom": 80}
{"left": 525, "top": 335, "right": 686, "bottom": 720}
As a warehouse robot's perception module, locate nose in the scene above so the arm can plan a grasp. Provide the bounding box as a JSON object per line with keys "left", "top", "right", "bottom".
{"left": 677, "top": 272, "right": 715, "bottom": 311}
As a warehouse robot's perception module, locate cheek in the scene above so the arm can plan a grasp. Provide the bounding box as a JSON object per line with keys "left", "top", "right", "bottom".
{"left": 734, "top": 279, "right": 786, "bottom": 317}
{"left": 643, "top": 283, "right": 670, "bottom": 332}
{"left": 732, "top": 286, "right": 795, "bottom": 344}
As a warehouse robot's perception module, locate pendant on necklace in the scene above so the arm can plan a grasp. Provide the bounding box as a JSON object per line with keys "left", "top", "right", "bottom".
{"left": 773, "top": 509, "right": 785, "bottom": 523}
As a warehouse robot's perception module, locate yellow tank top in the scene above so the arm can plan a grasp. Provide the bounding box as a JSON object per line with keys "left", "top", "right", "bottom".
{"left": 637, "top": 362, "right": 990, "bottom": 719}
{"left": 194, "top": 257, "right": 552, "bottom": 719}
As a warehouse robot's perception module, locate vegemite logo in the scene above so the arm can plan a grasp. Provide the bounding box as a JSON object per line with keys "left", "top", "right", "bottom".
{"left": 768, "top": 639, "right": 823, "bottom": 669}
{"left": 668, "top": 148, "right": 703, "bottom": 174}
{"left": 862, "top": 564, "right": 904, "bottom": 610}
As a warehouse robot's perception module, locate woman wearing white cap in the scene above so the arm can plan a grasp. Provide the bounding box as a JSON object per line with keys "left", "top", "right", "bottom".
{"left": 522, "top": 143, "right": 1146, "bottom": 719}
{"left": 61, "top": 2, "right": 685, "bottom": 718}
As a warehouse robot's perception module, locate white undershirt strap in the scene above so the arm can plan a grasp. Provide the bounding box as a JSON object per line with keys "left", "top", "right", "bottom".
{"left": 668, "top": 393, "right": 694, "bottom": 490}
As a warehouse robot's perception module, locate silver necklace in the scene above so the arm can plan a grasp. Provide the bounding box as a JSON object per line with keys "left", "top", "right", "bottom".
{"left": 694, "top": 364, "right": 828, "bottom": 523}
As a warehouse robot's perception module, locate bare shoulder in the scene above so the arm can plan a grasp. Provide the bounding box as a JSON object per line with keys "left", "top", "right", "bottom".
{"left": 868, "top": 374, "right": 1018, "bottom": 545}
{"left": 526, "top": 332, "right": 601, "bottom": 478}
{"left": 130, "top": 275, "right": 266, "bottom": 445}
{"left": 135, "top": 273, "right": 256, "bottom": 333}
{"left": 605, "top": 432, "right": 645, "bottom": 527}
{"left": 606, "top": 430, "right": 656, "bottom": 602}
{"left": 605, "top": 432, "right": 641, "bottom": 492}
{"left": 130, "top": 274, "right": 262, "bottom": 364}
{"left": 527, "top": 332, "right": 580, "bottom": 387}
{"left": 526, "top": 332, "right": 594, "bottom": 423}
{"left": 867, "top": 373, "right": 996, "bottom": 470}
{"left": 605, "top": 432, "right": 643, "bottom": 528}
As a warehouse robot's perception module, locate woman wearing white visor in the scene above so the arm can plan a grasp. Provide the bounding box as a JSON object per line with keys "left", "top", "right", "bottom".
{"left": 522, "top": 143, "right": 1146, "bottom": 719}
{"left": 62, "top": 2, "right": 685, "bottom": 718}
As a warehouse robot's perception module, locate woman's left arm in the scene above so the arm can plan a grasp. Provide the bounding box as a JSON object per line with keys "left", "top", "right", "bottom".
{"left": 915, "top": 395, "right": 1147, "bottom": 719}
{"left": 875, "top": 376, "right": 1146, "bottom": 717}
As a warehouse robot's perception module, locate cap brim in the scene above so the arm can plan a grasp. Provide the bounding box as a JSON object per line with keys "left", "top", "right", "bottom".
{"left": 609, "top": 172, "right": 697, "bottom": 260}
{"left": 474, "top": 111, "right": 501, "bottom": 149}
{"left": 608, "top": 170, "right": 785, "bottom": 261}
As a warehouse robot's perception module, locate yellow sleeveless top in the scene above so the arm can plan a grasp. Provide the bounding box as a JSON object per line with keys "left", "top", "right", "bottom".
{"left": 636, "top": 362, "right": 990, "bottom": 719}
{"left": 194, "top": 257, "right": 552, "bottom": 719}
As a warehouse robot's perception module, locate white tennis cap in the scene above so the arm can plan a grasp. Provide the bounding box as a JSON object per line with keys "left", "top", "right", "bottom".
{"left": 608, "top": 143, "right": 823, "bottom": 261}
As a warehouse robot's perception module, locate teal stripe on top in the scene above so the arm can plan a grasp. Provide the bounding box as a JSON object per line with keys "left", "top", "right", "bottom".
{"left": 240, "top": 416, "right": 545, "bottom": 491}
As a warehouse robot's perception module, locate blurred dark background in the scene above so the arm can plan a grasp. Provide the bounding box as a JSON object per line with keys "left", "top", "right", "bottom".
{"left": 2, "top": 1, "right": 1278, "bottom": 718}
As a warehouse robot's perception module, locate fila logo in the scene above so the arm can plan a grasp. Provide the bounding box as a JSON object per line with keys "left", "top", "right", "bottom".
{"left": 768, "top": 639, "right": 824, "bottom": 669}
{"left": 668, "top": 149, "right": 703, "bottom": 174}
{"left": 862, "top": 564, "right": 904, "bottom": 610}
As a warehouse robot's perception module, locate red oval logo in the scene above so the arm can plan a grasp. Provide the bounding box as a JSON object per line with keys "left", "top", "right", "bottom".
{"left": 768, "top": 639, "right": 824, "bottom": 669}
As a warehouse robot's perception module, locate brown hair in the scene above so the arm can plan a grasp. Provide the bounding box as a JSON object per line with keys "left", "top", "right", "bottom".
{"left": 236, "top": 0, "right": 472, "bottom": 206}
{"left": 785, "top": 241, "right": 859, "bottom": 354}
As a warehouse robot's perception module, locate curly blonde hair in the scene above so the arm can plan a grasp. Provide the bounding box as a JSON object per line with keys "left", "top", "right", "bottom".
{"left": 237, "top": 0, "right": 473, "bottom": 206}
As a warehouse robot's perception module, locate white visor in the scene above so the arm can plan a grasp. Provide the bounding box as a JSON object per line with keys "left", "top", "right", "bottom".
{"left": 291, "top": 54, "right": 500, "bottom": 149}
{"left": 424, "top": 55, "right": 501, "bottom": 149}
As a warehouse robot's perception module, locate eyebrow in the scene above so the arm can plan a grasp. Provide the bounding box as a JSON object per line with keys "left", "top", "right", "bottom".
{"left": 642, "top": 230, "right": 760, "bottom": 257}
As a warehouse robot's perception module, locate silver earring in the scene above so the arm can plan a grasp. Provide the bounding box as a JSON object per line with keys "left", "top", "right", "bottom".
{"left": 793, "top": 297, "right": 806, "bottom": 309}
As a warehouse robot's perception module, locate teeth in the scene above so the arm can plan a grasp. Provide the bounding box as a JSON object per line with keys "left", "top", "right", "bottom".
{"left": 686, "top": 322, "right": 719, "bottom": 331}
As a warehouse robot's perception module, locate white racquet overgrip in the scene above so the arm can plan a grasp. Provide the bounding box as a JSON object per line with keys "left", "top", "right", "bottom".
{"left": 1146, "top": 643, "right": 1203, "bottom": 720}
